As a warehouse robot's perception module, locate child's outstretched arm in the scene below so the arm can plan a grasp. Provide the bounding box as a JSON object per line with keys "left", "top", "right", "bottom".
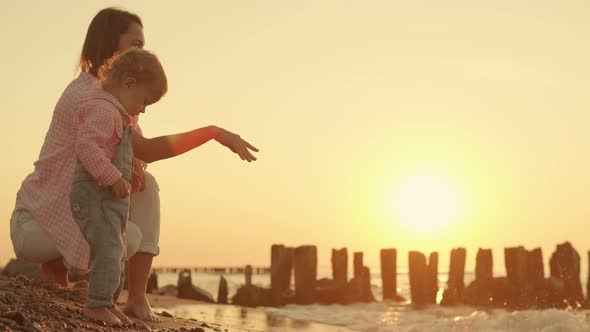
{"left": 131, "top": 125, "right": 259, "bottom": 163}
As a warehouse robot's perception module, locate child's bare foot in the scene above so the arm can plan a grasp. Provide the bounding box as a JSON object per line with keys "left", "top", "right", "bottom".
{"left": 124, "top": 294, "right": 160, "bottom": 322}
{"left": 109, "top": 307, "right": 133, "bottom": 326}
{"left": 83, "top": 307, "right": 122, "bottom": 325}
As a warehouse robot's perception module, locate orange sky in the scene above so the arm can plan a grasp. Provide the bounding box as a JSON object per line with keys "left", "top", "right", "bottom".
{"left": 2, "top": 1, "right": 590, "bottom": 274}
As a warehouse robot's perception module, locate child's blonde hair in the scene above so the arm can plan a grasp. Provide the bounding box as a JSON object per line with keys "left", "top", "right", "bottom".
{"left": 98, "top": 48, "right": 167, "bottom": 96}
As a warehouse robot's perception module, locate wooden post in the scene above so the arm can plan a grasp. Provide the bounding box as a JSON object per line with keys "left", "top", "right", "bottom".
{"left": 527, "top": 248, "right": 544, "bottom": 287}
{"left": 587, "top": 251, "right": 590, "bottom": 307}
{"left": 331, "top": 248, "right": 348, "bottom": 285}
{"left": 448, "top": 248, "right": 466, "bottom": 292}
{"left": 409, "top": 251, "right": 438, "bottom": 305}
{"left": 380, "top": 248, "right": 397, "bottom": 300}
{"left": 475, "top": 248, "right": 493, "bottom": 281}
{"left": 505, "top": 247, "right": 527, "bottom": 285}
{"left": 178, "top": 269, "right": 192, "bottom": 286}
{"left": 353, "top": 252, "right": 363, "bottom": 279}
{"left": 408, "top": 251, "right": 426, "bottom": 305}
{"left": 549, "top": 242, "right": 584, "bottom": 307}
{"left": 217, "top": 275, "right": 228, "bottom": 304}
{"left": 177, "top": 269, "right": 193, "bottom": 299}
{"left": 294, "top": 245, "right": 318, "bottom": 304}
{"left": 425, "top": 252, "right": 438, "bottom": 304}
{"left": 271, "top": 244, "right": 294, "bottom": 302}
{"left": 360, "top": 266, "right": 375, "bottom": 302}
{"left": 146, "top": 269, "right": 158, "bottom": 294}
{"left": 441, "top": 248, "right": 466, "bottom": 306}
{"left": 505, "top": 246, "right": 528, "bottom": 307}
{"left": 245, "top": 265, "right": 253, "bottom": 287}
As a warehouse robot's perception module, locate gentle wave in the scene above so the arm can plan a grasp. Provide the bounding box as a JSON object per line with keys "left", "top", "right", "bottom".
{"left": 263, "top": 303, "right": 590, "bottom": 332}
{"left": 157, "top": 270, "right": 590, "bottom": 331}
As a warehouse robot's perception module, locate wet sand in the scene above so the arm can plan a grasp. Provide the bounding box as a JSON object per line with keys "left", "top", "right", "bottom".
{"left": 153, "top": 302, "right": 359, "bottom": 332}
{"left": 0, "top": 275, "right": 241, "bottom": 331}
{"left": 0, "top": 275, "right": 356, "bottom": 332}
{"left": 120, "top": 290, "right": 358, "bottom": 332}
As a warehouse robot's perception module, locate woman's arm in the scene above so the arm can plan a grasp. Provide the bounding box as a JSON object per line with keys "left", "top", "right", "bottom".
{"left": 131, "top": 125, "right": 258, "bottom": 163}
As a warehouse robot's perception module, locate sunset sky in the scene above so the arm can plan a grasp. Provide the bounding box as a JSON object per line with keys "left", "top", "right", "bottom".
{"left": 2, "top": 1, "right": 590, "bottom": 275}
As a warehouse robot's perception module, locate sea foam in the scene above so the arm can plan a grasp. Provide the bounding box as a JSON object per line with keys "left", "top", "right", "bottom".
{"left": 264, "top": 303, "right": 590, "bottom": 332}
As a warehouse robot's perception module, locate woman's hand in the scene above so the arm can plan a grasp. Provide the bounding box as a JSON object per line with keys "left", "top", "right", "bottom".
{"left": 131, "top": 158, "right": 146, "bottom": 192}
{"left": 111, "top": 177, "right": 131, "bottom": 199}
{"left": 214, "top": 128, "right": 259, "bottom": 162}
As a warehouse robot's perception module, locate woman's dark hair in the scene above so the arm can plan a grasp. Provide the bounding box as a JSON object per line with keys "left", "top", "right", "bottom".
{"left": 78, "top": 7, "right": 142, "bottom": 77}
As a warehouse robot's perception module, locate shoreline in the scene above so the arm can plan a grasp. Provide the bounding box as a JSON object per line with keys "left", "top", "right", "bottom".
{"left": 154, "top": 302, "right": 359, "bottom": 332}
{"left": 121, "top": 290, "right": 358, "bottom": 332}
{"left": 0, "top": 274, "right": 356, "bottom": 332}
{"left": 0, "top": 275, "right": 245, "bottom": 332}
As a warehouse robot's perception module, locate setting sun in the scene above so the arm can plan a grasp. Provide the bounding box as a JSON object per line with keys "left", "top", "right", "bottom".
{"left": 392, "top": 173, "right": 462, "bottom": 233}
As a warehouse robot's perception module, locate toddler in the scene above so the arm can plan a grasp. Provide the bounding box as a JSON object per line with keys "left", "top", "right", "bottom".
{"left": 70, "top": 48, "right": 167, "bottom": 325}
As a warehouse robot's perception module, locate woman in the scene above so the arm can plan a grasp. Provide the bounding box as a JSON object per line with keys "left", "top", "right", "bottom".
{"left": 10, "top": 7, "right": 258, "bottom": 322}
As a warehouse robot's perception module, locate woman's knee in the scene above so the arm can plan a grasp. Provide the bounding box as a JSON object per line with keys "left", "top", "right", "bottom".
{"left": 143, "top": 171, "right": 159, "bottom": 193}
{"left": 129, "top": 171, "right": 160, "bottom": 256}
{"left": 130, "top": 171, "right": 160, "bottom": 209}
{"left": 126, "top": 222, "right": 143, "bottom": 257}
{"left": 10, "top": 209, "right": 61, "bottom": 263}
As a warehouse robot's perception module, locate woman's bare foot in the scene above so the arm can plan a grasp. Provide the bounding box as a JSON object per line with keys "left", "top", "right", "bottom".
{"left": 83, "top": 307, "right": 122, "bottom": 325}
{"left": 40, "top": 258, "right": 68, "bottom": 287}
{"left": 124, "top": 294, "right": 160, "bottom": 322}
{"left": 109, "top": 307, "right": 133, "bottom": 326}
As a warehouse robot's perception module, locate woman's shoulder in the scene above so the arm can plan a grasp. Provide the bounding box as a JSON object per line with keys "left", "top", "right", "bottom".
{"left": 61, "top": 72, "right": 98, "bottom": 98}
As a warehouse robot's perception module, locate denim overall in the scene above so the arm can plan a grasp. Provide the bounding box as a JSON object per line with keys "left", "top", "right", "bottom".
{"left": 70, "top": 109, "right": 133, "bottom": 308}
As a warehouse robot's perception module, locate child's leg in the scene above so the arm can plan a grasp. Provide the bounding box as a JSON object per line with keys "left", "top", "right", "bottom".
{"left": 73, "top": 184, "right": 127, "bottom": 321}
{"left": 98, "top": 193, "right": 132, "bottom": 325}
{"left": 85, "top": 211, "right": 125, "bottom": 309}
{"left": 107, "top": 235, "right": 133, "bottom": 325}
{"left": 82, "top": 199, "right": 129, "bottom": 325}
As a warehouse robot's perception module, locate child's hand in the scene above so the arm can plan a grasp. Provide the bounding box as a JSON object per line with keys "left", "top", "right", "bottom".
{"left": 111, "top": 177, "right": 131, "bottom": 200}
{"left": 131, "top": 158, "right": 146, "bottom": 192}
{"left": 215, "top": 128, "right": 259, "bottom": 162}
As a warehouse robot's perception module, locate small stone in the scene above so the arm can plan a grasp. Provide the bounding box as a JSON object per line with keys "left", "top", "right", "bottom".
{"left": 29, "top": 320, "right": 45, "bottom": 332}
{"left": 3, "top": 311, "right": 25, "bottom": 325}
{"left": 160, "top": 311, "right": 174, "bottom": 318}
{"left": 135, "top": 320, "right": 151, "bottom": 331}
{"left": 20, "top": 318, "right": 45, "bottom": 332}
{"left": 0, "top": 317, "right": 17, "bottom": 328}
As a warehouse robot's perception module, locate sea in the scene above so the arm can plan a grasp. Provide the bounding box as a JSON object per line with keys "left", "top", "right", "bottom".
{"left": 153, "top": 266, "right": 590, "bottom": 332}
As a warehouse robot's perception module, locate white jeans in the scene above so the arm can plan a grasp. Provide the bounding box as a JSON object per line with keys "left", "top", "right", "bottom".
{"left": 10, "top": 172, "right": 160, "bottom": 264}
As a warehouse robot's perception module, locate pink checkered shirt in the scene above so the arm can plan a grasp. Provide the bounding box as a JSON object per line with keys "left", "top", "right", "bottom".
{"left": 15, "top": 72, "right": 139, "bottom": 271}
{"left": 77, "top": 89, "right": 129, "bottom": 187}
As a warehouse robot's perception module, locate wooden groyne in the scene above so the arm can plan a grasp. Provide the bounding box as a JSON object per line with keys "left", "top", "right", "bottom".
{"left": 227, "top": 241, "right": 590, "bottom": 309}
{"left": 142, "top": 241, "right": 590, "bottom": 309}
{"left": 152, "top": 266, "right": 270, "bottom": 274}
